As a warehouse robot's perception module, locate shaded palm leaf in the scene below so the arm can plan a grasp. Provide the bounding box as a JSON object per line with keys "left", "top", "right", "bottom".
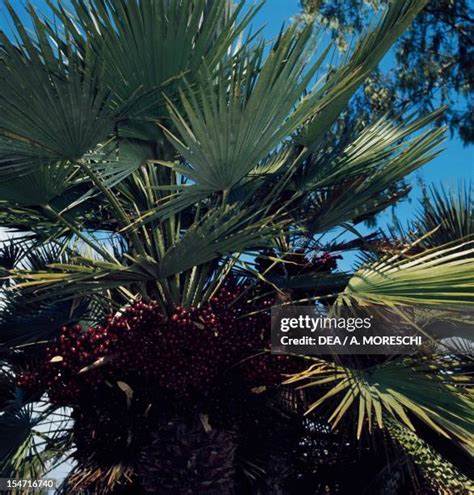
{"left": 163, "top": 24, "right": 328, "bottom": 191}
{"left": 0, "top": 402, "right": 70, "bottom": 479}
{"left": 159, "top": 205, "right": 287, "bottom": 277}
{"left": 84, "top": 140, "right": 153, "bottom": 189}
{"left": 48, "top": 0, "right": 259, "bottom": 118}
{"left": 0, "top": 163, "right": 74, "bottom": 207}
{"left": 0, "top": 2, "right": 117, "bottom": 179}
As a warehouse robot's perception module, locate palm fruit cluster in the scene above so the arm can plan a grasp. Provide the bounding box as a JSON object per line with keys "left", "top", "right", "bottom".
{"left": 16, "top": 285, "right": 302, "bottom": 477}
{"left": 283, "top": 250, "right": 341, "bottom": 273}
{"left": 18, "top": 286, "right": 296, "bottom": 405}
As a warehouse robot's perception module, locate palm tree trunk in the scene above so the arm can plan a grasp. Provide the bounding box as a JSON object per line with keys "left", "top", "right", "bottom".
{"left": 137, "top": 414, "right": 237, "bottom": 494}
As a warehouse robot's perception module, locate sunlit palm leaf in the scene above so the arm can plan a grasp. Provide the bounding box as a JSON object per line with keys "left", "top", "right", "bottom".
{"left": 393, "top": 182, "right": 474, "bottom": 247}
{"left": 284, "top": 358, "right": 473, "bottom": 449}
{"left": 301, "top": 110, "right": 445, "bottom": 189}
{"left": 304, "top": 121, "right": 445, "bottom": 234}
{"left": 340, "top": 240, "right": 474, "bottom": 307}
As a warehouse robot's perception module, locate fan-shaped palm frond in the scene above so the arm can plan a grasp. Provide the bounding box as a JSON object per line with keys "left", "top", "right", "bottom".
{"left": 0, "top": 2, "right": 117, "bottom": 179}
{"left": 394, "top": 181, "right": 474, "bottom": 247}
{"left": 0, "top": 401, "right": 70, "bottom": 480}
{"left": 163, "top": 24, "right": 327, "bottom": 192}
{"left": 0, "top": 164, "right": 74, "bottom": 207}
{"left": 340, "top": 240, "right": 474, "bottom": 307}
{"left": 284, "top": 357, "right": 473, "bottom": 450}
{"left": 48, "top": 0, "right": 259, "bottom": 119}
{"left": 297, "top": 0, "right": 431, "bottom": 147}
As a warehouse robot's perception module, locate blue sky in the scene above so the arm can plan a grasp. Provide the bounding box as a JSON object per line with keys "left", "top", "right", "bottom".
{"left": 1, "top": 0, "right": 472, "bottom": 229}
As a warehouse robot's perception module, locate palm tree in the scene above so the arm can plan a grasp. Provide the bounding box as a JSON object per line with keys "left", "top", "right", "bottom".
{"left": 0, "top": 1, "right": 472, "bottom": 493}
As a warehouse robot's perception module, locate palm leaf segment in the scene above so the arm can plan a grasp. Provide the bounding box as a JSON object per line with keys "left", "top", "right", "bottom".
{"left": 285, "top": 357, "right": 473, "bottom": 449}
{"left": 341, "top": 240, "right": 474, "bottom": 307}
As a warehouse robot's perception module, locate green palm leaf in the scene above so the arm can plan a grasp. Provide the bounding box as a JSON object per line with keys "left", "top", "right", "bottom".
{"left": 0, "top": 163, "right": 74, "bottom": 207}
{"left": 394, "top": 182, "right": 474, "bottom": 247}
{"left": 340, "top": 240, "right": 474, "bottom": 307}
{"left": 0, "top": 2, "right": 117, "bottom": 179}
{"left": 0, "top": 403, "right": 69, "bottom": 479}
{"left": 303, "top": 116, "right": 445, "bottom": 233}
{"left": 301, "top": 110, "right": 445, "bottom": 189}
{"left": 159, "top": 205, "right": 286, "bottom": 277}
{"left": 284, "top": 358, "right": 473, "bottom": 449}
{"left": 49, "top": 0, "right": 259, "bottom": 117}
{"left": 163, "top": 24, "right": 328, "bottom": 191}
{"left": 298, "top": 0, "right": 430, "bottom": 147}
